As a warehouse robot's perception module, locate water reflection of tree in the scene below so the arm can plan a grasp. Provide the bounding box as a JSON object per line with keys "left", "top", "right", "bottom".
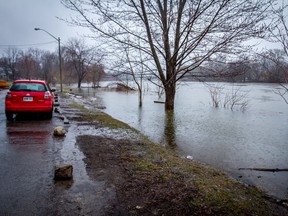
{"left": 164, "top": 111, "right": 177, "bottom": 149}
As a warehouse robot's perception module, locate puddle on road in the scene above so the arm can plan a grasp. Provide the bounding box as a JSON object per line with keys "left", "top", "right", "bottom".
{"left": 53, "top": 122, "right": 113, "bottom": 215}
{"left": 52, "top": 114, "right": 141, "bottom": 214}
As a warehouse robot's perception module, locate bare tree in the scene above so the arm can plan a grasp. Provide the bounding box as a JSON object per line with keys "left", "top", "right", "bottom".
{"left": 0, "top": 57, "right": 10, "bottom": 80}
{"left": 111, "top": 45, "right": 148, "bottom": 107}
{"left": 274, "top": 83, "right": 288, "bottom": 104}
{"left": 62, "top": 0, "right": 275, "bottom": 110}
{"left": 86, "top": 63, "right": 106, "bottom": 88}
{"left": 63, "top": 38, "right": 100, "bottom": 88}
{"left": 0, "top": 47, "right": 21, "bottom": 80}
{"left": 41, "top": 51, "right": 58, "bottom": 84}
{"left": 207, "top": 84, "right": 223, "bottom": 108}
{"left": 197, "top": 54, "right": 252, "bottom": 82}
{"left": 206, "top": 83, "right": 249, "bottom": 111}
{"left": 269, "top": 1, "right": 288, "bottom": 56}
{"left": 258, "top": 49, "right": 288, "bottom": 83}
{"left": 124, "top": 47, "right": 145, "bottom": 107}
{"left": 17, "top": 49, "right": 43, "bottom": 80}
{"left": 1, "top": 48, "right": 61, "bottom": 83}
{"left": 224, "top": 86, "right": 249, "bottom": 112}
{"left": 268, "top": 1, "right": 288, "bottom": 103}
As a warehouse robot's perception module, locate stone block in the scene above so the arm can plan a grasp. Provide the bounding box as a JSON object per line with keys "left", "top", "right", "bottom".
{"left": 54, "top": 164, "right": 73, "bottom": 180}
{"left": 53, "top": 126, "right": 66, "bottom": 136}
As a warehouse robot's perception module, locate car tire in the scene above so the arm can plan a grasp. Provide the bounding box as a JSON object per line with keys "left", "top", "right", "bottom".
{"left": 5, "top": 111, "right": 13, "bottom": 121}
{"left": 46, "top": 110, "right": 53, "bottom": 119}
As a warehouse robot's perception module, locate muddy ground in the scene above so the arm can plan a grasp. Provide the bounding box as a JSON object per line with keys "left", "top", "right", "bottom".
{"left": 58, "top": 93, "right": 288, "bottom": 216}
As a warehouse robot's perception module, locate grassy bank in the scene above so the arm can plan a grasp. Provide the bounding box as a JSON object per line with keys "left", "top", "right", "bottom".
{"left": 67, "top": 98, "right": 287, "bottom": 216}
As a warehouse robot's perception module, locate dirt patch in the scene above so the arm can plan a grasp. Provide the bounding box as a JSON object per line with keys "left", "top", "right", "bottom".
{"left": 76, "top": 133, "right": 288, "bottom": 216}
{"left": 76, "top": 135, "right": 196, "bottom": 215}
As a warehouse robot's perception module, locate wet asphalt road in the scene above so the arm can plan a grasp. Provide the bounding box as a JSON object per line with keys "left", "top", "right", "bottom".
{"left": 0, "top": 91, "right": 110, "bottom": 216}
{"left": 0, "top": 90, "right": 64, "bottom": 215}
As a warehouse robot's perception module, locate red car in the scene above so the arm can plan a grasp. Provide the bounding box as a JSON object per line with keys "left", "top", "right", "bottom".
{"left": 5, "top": 80, "right": 54, "bottom": 120}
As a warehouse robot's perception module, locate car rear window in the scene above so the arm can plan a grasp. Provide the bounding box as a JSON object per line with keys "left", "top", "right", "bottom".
{"left": 10, "top": 83, "right": 47, "bottom": 92}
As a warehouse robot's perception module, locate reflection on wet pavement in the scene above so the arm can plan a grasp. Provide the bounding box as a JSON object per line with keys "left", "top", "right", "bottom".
{"left": 0, "top": 95, "right": 125, "bottom": 215}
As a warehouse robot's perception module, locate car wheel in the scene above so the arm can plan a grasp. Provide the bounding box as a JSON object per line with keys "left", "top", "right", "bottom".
{"left": 5, "top": 111, "right": 13, "bottom": 121}
{"left": 46, "top": 110, "right": 53, "bottom": 119}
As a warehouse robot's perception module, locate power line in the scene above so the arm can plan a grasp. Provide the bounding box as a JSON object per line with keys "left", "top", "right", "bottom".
{"left": 0, "top": 41, "right": 56, "bottom": 48}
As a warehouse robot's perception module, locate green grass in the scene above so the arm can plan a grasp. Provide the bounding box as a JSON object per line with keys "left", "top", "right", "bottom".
{"left": 69, "top": 102, "right": 137, "bottom": 130}
{"left": 125, "top": 140, "right": 282, "bottom": 215}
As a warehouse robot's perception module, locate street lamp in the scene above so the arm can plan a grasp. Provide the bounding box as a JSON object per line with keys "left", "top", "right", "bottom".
{"left": 34, "top": 27, "right": 63, "bottom": 92}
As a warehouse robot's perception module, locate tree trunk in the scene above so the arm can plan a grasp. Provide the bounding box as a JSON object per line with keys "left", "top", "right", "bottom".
{"left": 138, "top": 89, "right": 142, "bottom": 107}
{"left": 165, "top": 83, "right": 176, "bottom": 111}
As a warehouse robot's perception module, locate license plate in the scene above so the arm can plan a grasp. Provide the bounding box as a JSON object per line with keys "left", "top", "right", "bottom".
{"left": 23, "top": 97, "right": 33, "bottom": 102}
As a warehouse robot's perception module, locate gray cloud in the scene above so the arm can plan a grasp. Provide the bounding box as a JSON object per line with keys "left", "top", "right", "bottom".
{"left": 0, "top": 0, "right": 90, "bottom": 52}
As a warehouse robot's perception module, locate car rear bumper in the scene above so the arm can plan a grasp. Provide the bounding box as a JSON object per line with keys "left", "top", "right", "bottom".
{"left": 5, "top": 103, "right": 53, "bottom": 113}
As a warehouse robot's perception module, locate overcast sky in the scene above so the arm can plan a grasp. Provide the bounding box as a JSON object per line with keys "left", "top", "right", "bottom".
{"left": 0, "top": 0, "right": 285, "bottom": 55}
{"left": 0, "top": 0, "right": 91, "bottom": 53}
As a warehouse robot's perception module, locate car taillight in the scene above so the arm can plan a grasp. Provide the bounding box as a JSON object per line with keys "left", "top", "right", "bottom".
{"left": 44, "top": 91, "right": 52, "bottom": 99}
{"left": 6, "top": 92, "right": 12, "bottom": 99}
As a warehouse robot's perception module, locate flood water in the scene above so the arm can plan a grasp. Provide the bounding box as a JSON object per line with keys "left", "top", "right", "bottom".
{"left": 75, "top": 82, "right": 288, "bottom": 200}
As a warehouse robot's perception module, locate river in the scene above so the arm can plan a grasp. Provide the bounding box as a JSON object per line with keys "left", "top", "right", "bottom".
{"left": 74, "top": 81, "right": 288, "bottom": 200}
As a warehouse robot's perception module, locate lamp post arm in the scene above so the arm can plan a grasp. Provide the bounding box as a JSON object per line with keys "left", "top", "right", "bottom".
{"left": 34, "top": 27, "right": 63, "bottom": 92}
{"left": 34, "top": 28, "right": 58, "bottom": 41}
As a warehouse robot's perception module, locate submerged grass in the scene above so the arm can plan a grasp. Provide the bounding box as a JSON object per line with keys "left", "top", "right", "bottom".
{"left": 69, "top": 102, "right": 136, "bottom": 130}
{"left": 128, "top": 142, "right": 283, "bottom": 215}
